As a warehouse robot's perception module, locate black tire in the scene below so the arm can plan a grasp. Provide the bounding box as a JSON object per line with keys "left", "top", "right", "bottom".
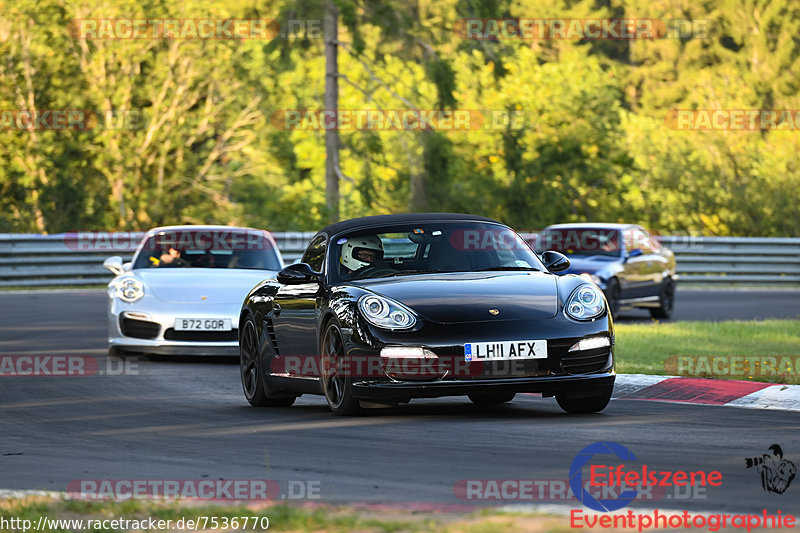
{"left": 239, "top": 316, "right": 295, "bottom": 407}
{"left": 108, "top": 346, "right": 142, "bottom": 360}
{"left": 604, "top": 278, "right": 621, "bottom": 318}
{"left": 320, "top": 322, "right": 362, "bottom": 416}
{"left": 649, "top": 278, "right": 675, "bottom": 319}
{"left": 108, "top": 346, "right": 125, "bottom": 357}
{"left": 556, "top": 388, "right": 613, "bottom": 414}
{"left": 468, "top": 392, "right": 516, "bottom": 405}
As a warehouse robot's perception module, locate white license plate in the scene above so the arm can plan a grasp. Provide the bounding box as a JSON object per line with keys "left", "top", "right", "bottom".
{"left": 464, "top": 340, "right": 547, "bottom": 361}
{"left": 174, "top": 318, "right": 232, "bottom": 331}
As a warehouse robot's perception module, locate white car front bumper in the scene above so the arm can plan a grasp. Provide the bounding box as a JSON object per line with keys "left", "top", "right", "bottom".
{"left": 108, "top": 298, "right": 242, "bottom": 356}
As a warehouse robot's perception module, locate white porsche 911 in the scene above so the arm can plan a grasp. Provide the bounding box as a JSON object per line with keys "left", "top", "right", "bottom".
{"left": 103, "top": 225, "right": 284, "bottom": 356}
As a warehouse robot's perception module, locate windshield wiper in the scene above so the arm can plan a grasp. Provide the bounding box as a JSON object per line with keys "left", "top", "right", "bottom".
{"left": 475, "top": 266, "right": 540, "bottom": 272}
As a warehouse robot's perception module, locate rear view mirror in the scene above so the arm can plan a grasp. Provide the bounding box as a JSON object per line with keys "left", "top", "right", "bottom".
{"left": 277, "top": 263, "right": 321, "bottom": 285}
{"left": 103, "top": 256, "right": 124, "bottom": 276}
{"left": 541, "top": 251, "right": 570, "bottom": 273}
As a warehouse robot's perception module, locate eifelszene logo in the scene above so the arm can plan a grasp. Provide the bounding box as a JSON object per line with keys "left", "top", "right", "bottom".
{"left": 569, "top": 441, "right": 722, "bottom": 513}
{"left": 570, "top": 442, "right": 638, "bottom": 512}
{"left": 745, "top": 444, "right": 796, "bottom": 495}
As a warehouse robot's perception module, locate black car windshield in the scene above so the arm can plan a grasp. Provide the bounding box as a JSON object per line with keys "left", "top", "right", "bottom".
{"left": 132, "top": 229, "right": 282, "bottom": 270}
{"left": 329, "top": 222, "right": 545, "bottom": 282}
{"left": 539, "top": 228, "right": 623, "bottom": 258}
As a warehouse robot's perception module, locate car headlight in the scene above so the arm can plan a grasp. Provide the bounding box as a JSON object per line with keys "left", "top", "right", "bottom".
{"left": 115, "top": 277, "right": 144, "bottom": 303}
{"left": 358, "top": 294, "right": 417, "bottom": 330}
{"left": 565, "top": 283, "right": 605, "bottom": 320}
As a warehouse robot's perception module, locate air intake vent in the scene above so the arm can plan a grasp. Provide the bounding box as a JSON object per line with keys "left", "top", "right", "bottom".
{"left": 561, "top": 350, "right": 610, "bottom": 374}
{"left": 265, "top": 318, "right": 280, "bottom": 356}
{"left": 120, "top": 317, "right": 160, "bottom": 339}
{"left": 163, "top": 329, "right": 238, "bottom": 342}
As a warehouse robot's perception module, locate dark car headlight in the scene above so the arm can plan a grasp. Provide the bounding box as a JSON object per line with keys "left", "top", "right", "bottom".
{"left": 565, "top": 284, "right": 605, "bottom": 320}
{"left": 358, "top": 294, "right": 416, "bottom": 330}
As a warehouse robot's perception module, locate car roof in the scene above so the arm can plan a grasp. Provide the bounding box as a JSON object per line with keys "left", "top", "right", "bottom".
{"left": 544, "top": 222, "right": 642, "bottom": 231}
{"left": 316, "top": 213, "right": 503, "bottom": 237}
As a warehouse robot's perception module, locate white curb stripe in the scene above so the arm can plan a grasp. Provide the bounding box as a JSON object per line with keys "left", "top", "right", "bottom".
{"left": 614, "top": 374, "right": 800, "bottom": 412}
{"left": 726, "top": 384, "right": 800, "bottom": 411}
{"left": 611, "top": 374, "right": 670, "bottom": 399}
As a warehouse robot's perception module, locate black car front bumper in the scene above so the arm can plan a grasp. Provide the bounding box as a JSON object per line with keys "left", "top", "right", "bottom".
{"left": 351, "top": 371, "right": 615, "bottom": 401}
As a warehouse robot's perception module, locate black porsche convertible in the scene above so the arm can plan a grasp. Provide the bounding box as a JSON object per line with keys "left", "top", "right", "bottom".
{"left": 239, "top": 213, "right": 615, "bottom": 415}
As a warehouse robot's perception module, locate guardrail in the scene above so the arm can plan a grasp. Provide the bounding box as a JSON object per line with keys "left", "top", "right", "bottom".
{"left": 659, "top": 235, "right": 800, "bottom": 285}
{"left": 1, "top": 232, "right": 798, "bottom": 287}
{"left": 0, "top": 232, "right": 316, "bottom": 287}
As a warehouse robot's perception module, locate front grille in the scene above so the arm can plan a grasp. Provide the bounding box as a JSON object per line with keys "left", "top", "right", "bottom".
{"left": 560, "top": 349, "right": 610, "bottom": 374}
{"left": 120, "top": 317, "right": 160, "bottom": 339}
{"left": 163, "top": 328, "right": 238, "bottom": 342}
{"left": 464, "top": 359, "right": 550, "bottom": 379}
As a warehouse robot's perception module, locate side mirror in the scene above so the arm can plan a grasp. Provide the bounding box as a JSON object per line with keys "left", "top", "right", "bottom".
{"left": 541, "top": 251, "right": 570, "bottom": 273}
{"left": 277, "top": 263, "right": 321, "bottom": 285}
{"left": 625, "top": 249, "right": 644, "bottom": 262}
{"left": 103, "top": 256, "right": 124, "bottom": 276}
{"left": 122, "top": 262, "right": 133, "bottom": 272}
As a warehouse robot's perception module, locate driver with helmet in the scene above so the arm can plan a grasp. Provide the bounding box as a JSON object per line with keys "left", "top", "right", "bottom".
{"left": 340, "top": 235, "right": 391, "bottom": 276}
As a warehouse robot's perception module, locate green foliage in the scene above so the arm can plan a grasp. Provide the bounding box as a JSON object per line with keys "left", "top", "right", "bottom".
{"left": 0, "top": 0, "right": 797, "bottom": 234}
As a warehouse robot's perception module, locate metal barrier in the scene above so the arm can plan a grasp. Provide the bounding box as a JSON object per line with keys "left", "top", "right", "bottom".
{"left": 659, "top": 235, "right": 800, "bottom": 285}
{"left": 1, "top": 232, "right": 798, "bottom": 287}
{"left": 0, "top": 232, "right": 316, "bottom": 287}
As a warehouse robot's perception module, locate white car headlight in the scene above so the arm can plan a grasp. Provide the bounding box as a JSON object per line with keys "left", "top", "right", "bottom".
{"left": 569, "top": 336, "right": 611, "bottom": 352}
{"left": 565, "top": 284, "right": 605, "bottom": 320}
{"left": 115, "top": 277, "right": 144, "bottom": 303}
{"left": 358, "top": 294, "right": 417, "bottom": 330}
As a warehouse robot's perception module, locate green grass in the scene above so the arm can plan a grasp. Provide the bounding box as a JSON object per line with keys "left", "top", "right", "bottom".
{"left": 0, "top": 496, "right": 573, "bottom": 533}
{"left": 615, "top": 319, "right": 800, "bottom": 384}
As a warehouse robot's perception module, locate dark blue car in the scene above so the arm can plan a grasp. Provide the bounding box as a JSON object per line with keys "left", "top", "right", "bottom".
{"left": 539, "top": 223, "right": 677, "bottom": 319}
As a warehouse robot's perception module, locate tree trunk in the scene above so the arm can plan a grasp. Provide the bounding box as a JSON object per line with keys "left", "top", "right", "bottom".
{"left": 409, "top": 170, "right": 428, "bottom": 212}
{"left": 324, "top": 1, "right": 340, "bottom": 224}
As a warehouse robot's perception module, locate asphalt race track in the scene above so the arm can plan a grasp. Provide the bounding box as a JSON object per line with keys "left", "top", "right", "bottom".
{"left": 0, "top": 288, "right": 799, "bottom": 515}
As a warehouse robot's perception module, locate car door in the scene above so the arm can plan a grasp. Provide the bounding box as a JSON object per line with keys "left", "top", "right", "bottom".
{"left": 643, "top": 231, "right": 669, "bottom": 296}
{"left": 271, "top": 235, "right": 326, "bottom": 376}
{"left": 621, "top": 228, "right": 650, "bottom": 298}
{"left": 625, "top": 228, "right": 662, "bottom": 298}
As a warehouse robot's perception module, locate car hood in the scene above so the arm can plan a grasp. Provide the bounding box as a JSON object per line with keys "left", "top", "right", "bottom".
{"left": 353, "top": 272, "right": 558, "bottom": 323}
{"left": 135, "top": 269, "right": 276, "bottom": 304}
